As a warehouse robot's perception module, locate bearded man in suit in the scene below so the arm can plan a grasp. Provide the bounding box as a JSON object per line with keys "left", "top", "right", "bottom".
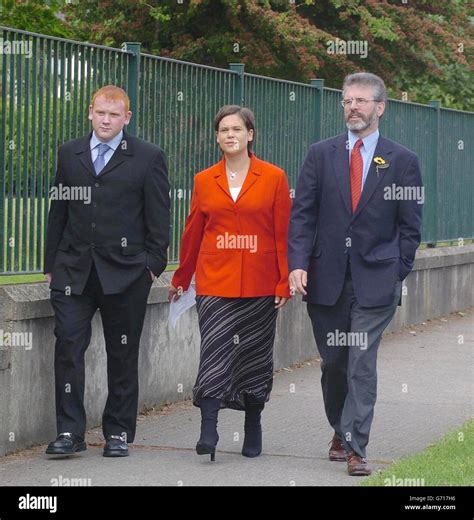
{"left": 288, "top": 73, "right": 423, "bottom": 476}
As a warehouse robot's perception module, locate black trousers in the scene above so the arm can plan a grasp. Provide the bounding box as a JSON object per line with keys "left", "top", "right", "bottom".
{"left": 50, "top": 263, "right": 152, "bottom": 442}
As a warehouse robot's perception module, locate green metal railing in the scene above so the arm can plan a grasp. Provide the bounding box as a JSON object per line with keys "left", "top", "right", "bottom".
{"left": 1, "top": 26, "right": 473, "bottom": 274}
{"left": 437, "top": 108, "right": 473, "bottom": 242}
{"left": 138, "top": 54, "right": 238, "bottom": 262}
{"left": 380, "top": 100, "right": 439, "bottom": 244}
{"left": 243, "top": 73, "right": 317, "bottom": 192}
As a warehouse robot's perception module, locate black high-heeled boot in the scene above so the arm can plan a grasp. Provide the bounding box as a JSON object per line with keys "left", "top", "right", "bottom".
{"left": 196, "top": 397, "right": 221, "bottom": 461}
{"left": 242, "top": 401, "right": 264, "bottom": 458}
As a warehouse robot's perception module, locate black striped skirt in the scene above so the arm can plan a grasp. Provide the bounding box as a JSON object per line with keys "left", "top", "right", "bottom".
{"left": 193, "top": 296, "right": 278, "bottom": 410}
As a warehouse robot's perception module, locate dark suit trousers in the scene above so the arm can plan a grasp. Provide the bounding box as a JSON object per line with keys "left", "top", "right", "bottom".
{"left": 50, "top": 262, "right": 152, "bottom": 442}
{"left": 306, "top": 262, "right": 401, "bottom": 458}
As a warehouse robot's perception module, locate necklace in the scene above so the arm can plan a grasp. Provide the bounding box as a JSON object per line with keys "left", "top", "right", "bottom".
{"left": 227, "top": 160, "right": 249, "bottom": 180}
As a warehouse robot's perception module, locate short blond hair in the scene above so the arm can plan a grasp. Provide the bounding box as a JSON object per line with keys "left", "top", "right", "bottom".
{"left": 91, "top": 85, "right": 130, "bottom": 111}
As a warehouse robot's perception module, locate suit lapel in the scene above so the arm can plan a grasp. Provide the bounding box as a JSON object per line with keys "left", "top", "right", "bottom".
{"left": 75, "top": 134, "right": 96, "bottom": 178}
{"left": 236, "top": 155, "right": 260, "bottom": 201}
{"left": 214, "top": 159, "right": 231, "bottom": 199}
{"left": 331, "top": 133, "right": 352, "bottom": 215}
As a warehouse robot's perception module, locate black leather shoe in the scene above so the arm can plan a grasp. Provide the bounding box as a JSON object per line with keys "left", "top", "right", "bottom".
{"left": 103, "top": 435, "right": 129, "bottom": 457}
{"left": 45, "top": 433, "right": 86, "bottom": 455}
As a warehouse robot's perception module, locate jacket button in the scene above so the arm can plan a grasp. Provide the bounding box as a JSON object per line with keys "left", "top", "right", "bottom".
{"left": 95, "top": 183, "right": 99, "bottom": 187}
{"left": 91, "top": 223, "right": 96, "bottom": 228}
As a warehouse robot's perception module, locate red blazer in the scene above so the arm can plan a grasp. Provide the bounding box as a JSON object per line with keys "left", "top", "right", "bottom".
{"left": 172, "top": 154, "right": 291, "bottom": 298}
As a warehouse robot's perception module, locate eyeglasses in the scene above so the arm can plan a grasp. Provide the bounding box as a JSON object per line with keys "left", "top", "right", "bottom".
{"left": 341, "top": 98, "right": 380, "bottom": 107}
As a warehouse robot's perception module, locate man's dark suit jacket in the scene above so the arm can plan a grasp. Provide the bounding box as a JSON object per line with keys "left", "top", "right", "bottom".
{"left": 44, "top": 130, "right": 170, "bottom": 295}
{"left": 288, "top": 132, "right": 423, "bottom": 307}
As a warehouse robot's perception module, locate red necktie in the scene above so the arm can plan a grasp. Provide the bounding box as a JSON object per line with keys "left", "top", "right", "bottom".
{"left": 350, "top": 139, "right": 363, "bottom": 213}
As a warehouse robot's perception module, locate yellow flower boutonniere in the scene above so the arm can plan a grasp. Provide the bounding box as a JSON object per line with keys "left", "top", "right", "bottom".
{"left": 374, "top": 156, "right": 390, "bottom": 177}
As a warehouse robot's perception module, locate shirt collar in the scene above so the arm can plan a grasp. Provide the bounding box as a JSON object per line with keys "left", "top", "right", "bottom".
{"left": 348, "top": 128, "right": 379, "bottom": 150}
{"left": 90, "top": 130, "right": 123, "bottom": 151}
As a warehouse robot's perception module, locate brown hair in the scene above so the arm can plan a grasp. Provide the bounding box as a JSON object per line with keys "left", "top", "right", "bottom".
{"left": 214, "top": 105, "right": 256, "bottom": 154}
{"left": 91, "top": 85, "right": 130, "bottom": 112}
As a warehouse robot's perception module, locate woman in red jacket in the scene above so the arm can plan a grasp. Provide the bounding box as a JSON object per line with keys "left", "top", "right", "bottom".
{"left": 169, "top": 105, "right": 291, "bottom": 461}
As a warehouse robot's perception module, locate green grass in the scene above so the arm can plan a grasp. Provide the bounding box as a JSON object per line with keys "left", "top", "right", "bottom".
{"left": 361, "top": 419, "right": 474, "bottom": 486}
{"left": 0, "top": 274, "right": 47, "bottom": 285}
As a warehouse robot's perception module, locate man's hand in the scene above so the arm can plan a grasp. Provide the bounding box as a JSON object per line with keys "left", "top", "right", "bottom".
{"left": 289, "top": 269, "right": 308, "bottom": 296}
{"left": 45, "top": 273, "right": 52, "bottom": 284}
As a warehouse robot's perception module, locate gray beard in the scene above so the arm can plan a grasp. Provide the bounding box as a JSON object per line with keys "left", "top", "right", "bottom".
{"left": 346, "top": 119, "right": 370, "bottom": 132}
{"left": 345, "top": 111, "right": 377, "bottom": 132}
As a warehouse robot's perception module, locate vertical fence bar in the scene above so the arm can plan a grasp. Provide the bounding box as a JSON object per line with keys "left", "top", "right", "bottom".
{"left": 123, "top": 42, "right": 141, "bottom": 135}
{"left": 36, "top": 37, "right": 44, "bottom": 272}
{"left": 229, "top": 63, "right": 245, "bottom": 106}
{"left": 42, "top": 38, "right": 52, "bottom": 270}
{"left": 310, "top": 78, "right": 324, "bottom": 143}
{"left": 65, "top": 43, "right": 72, "bottom": 142}
{"left": 72, "top": 44, "right": 79, "bottom": 138}
{"left": 14, "top": 44, "right": 23, "bottom": 273}
{"left": 428, "top": 100, "right": 441, "bottom": 247}
{"left": 6, "top": 34, "right": 14, "bottom": 272}
{"left": 0, "top": 30, "right": 7, "bottom": 272}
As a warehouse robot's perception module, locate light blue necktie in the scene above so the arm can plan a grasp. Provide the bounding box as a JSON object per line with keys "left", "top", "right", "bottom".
{"left": 93, "top": 143, "right": 110, "bottom": 175}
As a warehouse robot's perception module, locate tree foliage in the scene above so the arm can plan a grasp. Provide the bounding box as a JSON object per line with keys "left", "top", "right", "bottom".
{"left": 0, "top": 0, "right": 72, "bottom": 38}
{"left": 1, "top": 0, "right": 473, "bottom": 109}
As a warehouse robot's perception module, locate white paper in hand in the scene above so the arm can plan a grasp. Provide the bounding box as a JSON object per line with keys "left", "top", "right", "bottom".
{"left": 169, "top": 286, "right": 197, "bottom": 329}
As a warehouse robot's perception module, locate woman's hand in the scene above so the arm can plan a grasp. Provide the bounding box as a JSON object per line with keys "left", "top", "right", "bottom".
{"left": 274, "top": 296, "right": 288, "bottom": 309}
{"left": 168, "top": 284, "right": 182, "bottom": 302}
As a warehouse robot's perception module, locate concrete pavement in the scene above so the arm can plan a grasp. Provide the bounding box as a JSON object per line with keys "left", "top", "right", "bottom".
{"left": 0, "top": 309, "right": 472, "bottom": 486}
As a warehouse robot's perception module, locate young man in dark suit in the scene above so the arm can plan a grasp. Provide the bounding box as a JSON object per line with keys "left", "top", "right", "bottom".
{"left": 289, "top": 73, "right": 423, "bottom": 475}
{"left": 44, "top": 85, "right": 170, "bottom": 457}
